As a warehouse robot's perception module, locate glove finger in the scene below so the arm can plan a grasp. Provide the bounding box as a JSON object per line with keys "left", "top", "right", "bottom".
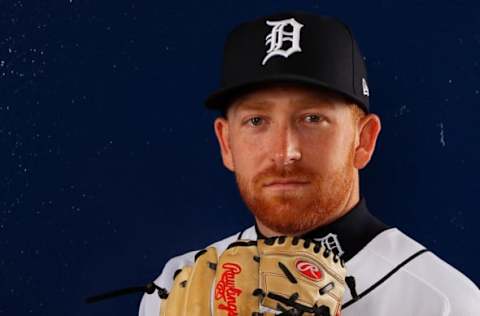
{"left": 184, "top": 247, "right": 218, "bottom": 315}
{"left": 213, "top": 240, "right": 260, "bottom": 316}
{"left": 160, "top": 266, "right": 193, "bottom": 316}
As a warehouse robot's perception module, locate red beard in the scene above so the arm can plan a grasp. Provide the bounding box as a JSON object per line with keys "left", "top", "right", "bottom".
{"left": 235, "top": 146, "right": 355, "bottom": 235}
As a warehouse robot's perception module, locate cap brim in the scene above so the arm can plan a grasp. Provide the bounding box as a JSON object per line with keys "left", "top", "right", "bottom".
{"left": 204, "top": 74, "right": 368, "bottom": 113}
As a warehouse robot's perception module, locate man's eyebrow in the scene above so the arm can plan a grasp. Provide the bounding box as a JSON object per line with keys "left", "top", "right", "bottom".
{"left": 290, "top": 97, "right": 337, "bottom": 109}
{"left": 232, "top": 100, "right": 273, "bottom": 112}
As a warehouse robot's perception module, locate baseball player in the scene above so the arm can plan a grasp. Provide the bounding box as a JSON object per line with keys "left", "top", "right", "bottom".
{"left": 138, "top": 11, "right": 480, "bottom": 315}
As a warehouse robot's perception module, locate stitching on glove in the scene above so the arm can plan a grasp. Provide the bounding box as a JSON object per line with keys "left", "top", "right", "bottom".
{"left": 278, "top": 262, "right": 298, "bottom": 284}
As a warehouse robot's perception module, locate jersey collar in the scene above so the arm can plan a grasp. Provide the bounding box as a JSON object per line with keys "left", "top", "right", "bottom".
{"left": 254, "top": 196, "right": 390, "bottom": 262}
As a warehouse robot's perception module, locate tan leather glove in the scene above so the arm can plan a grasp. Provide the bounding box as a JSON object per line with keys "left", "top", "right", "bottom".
{"left": 159, "top": 236, "right": 347, "bottom": 316}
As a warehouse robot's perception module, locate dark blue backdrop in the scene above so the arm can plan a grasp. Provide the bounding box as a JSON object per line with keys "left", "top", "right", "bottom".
{"left": 1, "top": 1, "right": 479, "bottom": 315}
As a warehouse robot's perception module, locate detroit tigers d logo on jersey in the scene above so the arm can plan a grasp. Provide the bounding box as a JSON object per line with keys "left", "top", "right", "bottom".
{"left": 262, "top": 18, "right": 304, "bottom": 65}
{"left": 315, "top": 233, "right": 345, "bottom": 258}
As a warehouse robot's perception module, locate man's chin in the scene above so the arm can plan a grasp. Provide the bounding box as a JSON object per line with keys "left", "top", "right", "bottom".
{"left": 258, "top": 220, "right": 318, "bottom": 236}
{"left": 253, "top": 206, "right": 329, "bottom": 236}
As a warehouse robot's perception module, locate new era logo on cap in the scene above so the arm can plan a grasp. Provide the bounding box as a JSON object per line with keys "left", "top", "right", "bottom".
{"left": 362, "top": 78, "right": 369, "bottom": 96}
{"left": 262, "top": 18, "right": 303, "bottom": 65}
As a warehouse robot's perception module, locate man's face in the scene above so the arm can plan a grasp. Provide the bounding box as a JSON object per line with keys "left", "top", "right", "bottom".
{"left": 214, "top": 84, "right": 373, "bottom": 235}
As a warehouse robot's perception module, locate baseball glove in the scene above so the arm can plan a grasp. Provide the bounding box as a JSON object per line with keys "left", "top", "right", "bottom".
{"left": 158, "top": 236, "right": 347, "bottom": 316}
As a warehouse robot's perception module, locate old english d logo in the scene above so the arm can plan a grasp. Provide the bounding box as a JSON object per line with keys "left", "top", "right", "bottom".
{"left": 295, "top": 260, "right": 323, "bottom": 281}
{"left": 262, "top": 18, "right": 303, "bottom": 65}
{"left": 315, "top": 233, "right": 345, "bottom": 258}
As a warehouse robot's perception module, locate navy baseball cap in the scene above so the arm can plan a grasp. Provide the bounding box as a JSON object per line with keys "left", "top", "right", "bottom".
{"left": 204, "top": 11, "right": 371, "bottom": 113}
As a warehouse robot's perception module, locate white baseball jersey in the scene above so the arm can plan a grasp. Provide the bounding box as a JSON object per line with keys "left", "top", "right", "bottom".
{"left": 138, "top": 198, "right": 480, "bottom": 316}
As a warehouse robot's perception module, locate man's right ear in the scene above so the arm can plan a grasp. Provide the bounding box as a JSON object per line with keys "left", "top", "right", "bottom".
{"left": 214, "top": 117, "right": 235, "bottom": 171}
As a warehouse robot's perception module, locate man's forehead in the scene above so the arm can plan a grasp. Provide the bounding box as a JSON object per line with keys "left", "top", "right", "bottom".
{"left": 229, "top": 83, "right": 348, "bottom": 113}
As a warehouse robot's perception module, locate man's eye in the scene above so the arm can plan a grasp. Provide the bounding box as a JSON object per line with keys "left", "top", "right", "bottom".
{"left": 246, "top": 117, "right": 264, "bottom": 126}
{"left": 304, "top": 114, "right": 323, "bottom": 123}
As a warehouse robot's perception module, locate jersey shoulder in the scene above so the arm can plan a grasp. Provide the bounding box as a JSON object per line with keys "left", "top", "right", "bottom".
{"left": 398, "top": 231, "right": 480, "bottom": 315}
{"left": 361, "top": 228, "right": 479, "bottom": 315}
{"left": 138, "top": 226, "right": 255, "bottom": 316}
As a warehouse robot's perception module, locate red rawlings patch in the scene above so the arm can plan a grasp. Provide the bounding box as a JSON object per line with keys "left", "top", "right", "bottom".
{"left": 214, "top": 263, "right": 242, "bottom": 316}
{"left": 295, "top": 260, "right": 323, "bottom": 281}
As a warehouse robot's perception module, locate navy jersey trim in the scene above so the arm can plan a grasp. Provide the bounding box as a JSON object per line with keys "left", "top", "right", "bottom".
{"left": 342, "top": 249, "right": 429, "bottom": 309}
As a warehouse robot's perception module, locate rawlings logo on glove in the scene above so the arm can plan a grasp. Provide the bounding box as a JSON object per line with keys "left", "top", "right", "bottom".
{"left": 295, "top": 260, "right": 323, "bottom": 281}
{"left": 215, "top": 263, "right": 243, "bottom": 315}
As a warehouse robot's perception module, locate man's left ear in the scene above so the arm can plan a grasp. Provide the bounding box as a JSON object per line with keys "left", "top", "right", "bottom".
{"left": 354, "top": 113, "right": 382, "bottom": 169}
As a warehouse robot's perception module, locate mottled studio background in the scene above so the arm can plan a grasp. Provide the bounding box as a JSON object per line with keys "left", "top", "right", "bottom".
{"left": 1, "top": 0, "right": 479, "bottom": 315}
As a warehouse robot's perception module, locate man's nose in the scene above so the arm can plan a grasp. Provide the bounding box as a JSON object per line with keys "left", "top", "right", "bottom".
{"left": 271, "top": 124, "right": 302, "bottom": 167}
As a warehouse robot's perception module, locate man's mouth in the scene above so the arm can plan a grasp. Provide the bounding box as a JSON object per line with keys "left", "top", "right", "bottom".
{"left": 263, "top": 179, "right": 310, "bottom": 190}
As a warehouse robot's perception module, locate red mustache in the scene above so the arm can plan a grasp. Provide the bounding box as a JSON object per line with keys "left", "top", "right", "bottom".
{"left": 253, "top": 165, "right": 316, "bottom": 186}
